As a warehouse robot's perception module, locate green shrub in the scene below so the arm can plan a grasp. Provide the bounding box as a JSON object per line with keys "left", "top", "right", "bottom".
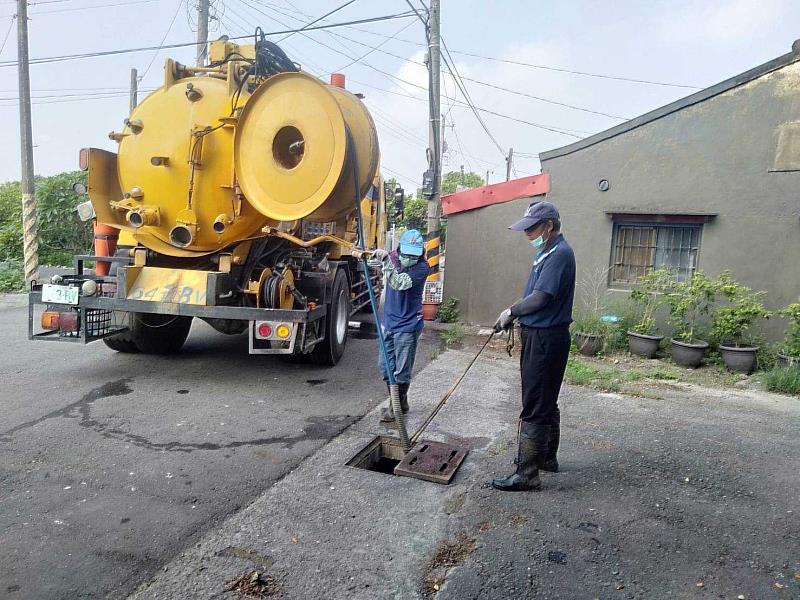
{"left": 437, "top": 297, "right": 460, "bottom": 323}
{"left": 0, "top": 172, "right": 91, "bottom": 264}
{"left": 761, "top": 366, "right": 800, "bottom": 396}
{"left": 779, "top": 303, "right": 800, "bottom": 357}
{"left": 710, "top": 272, "right": 771, "bottom": 347}
{"left": 629, "top": 268, "right": 674, "bottom": 335}
{"left": 664, "top": 270, "right": 717, "bottom": 342}
{"left": 0, "top": 264, "right": 25, "bottom": 292}
{"left": 441, "top": 323, "right": 466, "bottom": 347}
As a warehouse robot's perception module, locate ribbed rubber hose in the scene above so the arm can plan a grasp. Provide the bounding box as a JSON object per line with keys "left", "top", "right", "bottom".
{"left": 347, "top": 129, "right": 411, "bottom": 453}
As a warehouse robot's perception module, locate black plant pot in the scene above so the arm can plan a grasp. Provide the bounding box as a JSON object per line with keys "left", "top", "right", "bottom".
{"left": 670, "top": 338, "right": 709, "bottom": 368}
{"left": 574, "top": 332, "right": 603, "bottom": 356}
{"left": 719, "top": 344, "right": 758, "bottom": 374}
{"left": 777, "top": 353, "right": 800, "bottom": 368}
{"left": 627, "top": 331, "right": 663, "bottom": 359}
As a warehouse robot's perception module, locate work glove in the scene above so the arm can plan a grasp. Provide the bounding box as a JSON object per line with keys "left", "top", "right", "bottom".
{"left": 370, "top": 248, "right": 390, "bottom": 262}
{"left": 493, "top": 307, "right": 514, "bottom": 332}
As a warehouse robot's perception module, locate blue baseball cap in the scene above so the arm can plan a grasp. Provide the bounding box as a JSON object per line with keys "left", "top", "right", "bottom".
{"left": 399, "top": 229, "right": 425, "bottom": 256}
{"left": 508, "top": 200, "right": 560, "bottom": 231}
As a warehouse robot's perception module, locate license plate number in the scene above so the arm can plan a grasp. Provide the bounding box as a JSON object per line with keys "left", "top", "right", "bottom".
{"left": 42, "top": 284, "right": 79, "bottom": 305}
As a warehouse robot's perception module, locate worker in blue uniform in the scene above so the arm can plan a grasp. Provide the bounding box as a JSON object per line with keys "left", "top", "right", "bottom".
{"left": 371, "top": 229, "right": 430, "bottom": 423}
{"left": 492, "top": 201, "right": 575, "bottom": 491}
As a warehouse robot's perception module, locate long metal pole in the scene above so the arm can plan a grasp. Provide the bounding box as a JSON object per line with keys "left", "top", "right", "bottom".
{"left": 129, "top": 68, "right": 138, "bottom": 113}
{"left": 17, "top": 0, "right": 38, "bottom": 286}
{"left": 425, "top": 0, "right": 441, "bottom": 282}
{"left": 506, "top": 147, "right": 514, "bottom": 181}
{"left": 195, "top": 0, "right": 209, "bottom": 67}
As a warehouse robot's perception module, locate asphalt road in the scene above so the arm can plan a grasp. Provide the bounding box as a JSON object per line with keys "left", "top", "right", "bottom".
{"left": 0, "top": 294, "right": 437, "bottom": 599}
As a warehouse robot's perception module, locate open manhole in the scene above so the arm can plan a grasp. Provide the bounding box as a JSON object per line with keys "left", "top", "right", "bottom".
{"left": 346, "top": 436, "right": 468, "bottom": 485}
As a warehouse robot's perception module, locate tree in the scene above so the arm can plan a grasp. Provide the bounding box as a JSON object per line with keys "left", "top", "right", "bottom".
{"left": 441, "top": 170, "right": 484, "bottom": 194}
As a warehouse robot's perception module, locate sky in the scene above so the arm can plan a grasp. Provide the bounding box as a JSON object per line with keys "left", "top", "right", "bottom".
{"left": 0, "top": 0, "right": 798, "bottom": 192}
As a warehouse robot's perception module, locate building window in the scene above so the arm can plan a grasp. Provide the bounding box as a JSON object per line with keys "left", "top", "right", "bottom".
{"left": 610, "top": 223, "right": 702, "bottom": 285}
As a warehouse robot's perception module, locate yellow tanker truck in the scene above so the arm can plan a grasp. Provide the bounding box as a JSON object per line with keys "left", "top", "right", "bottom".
{"left": 28, "top": 38, "right": 386, "bottom": 365}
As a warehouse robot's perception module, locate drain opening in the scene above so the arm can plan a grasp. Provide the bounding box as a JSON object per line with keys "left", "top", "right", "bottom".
{"left": 346, "top": 435, "right": 405, "bottom": 475}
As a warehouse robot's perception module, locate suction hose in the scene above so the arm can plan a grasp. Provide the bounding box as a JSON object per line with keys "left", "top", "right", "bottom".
{"left": 348, "top": 130, "right": 411, "bottom": 453}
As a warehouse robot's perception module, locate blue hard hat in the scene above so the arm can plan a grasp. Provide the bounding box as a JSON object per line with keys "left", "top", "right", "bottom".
{"left": 399, "top": 229, "right": 425, "bottom": 256}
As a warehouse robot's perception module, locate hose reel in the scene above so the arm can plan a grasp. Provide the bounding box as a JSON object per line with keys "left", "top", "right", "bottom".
{"left": 257, "top": 267, "right": 296, "bottom": 310}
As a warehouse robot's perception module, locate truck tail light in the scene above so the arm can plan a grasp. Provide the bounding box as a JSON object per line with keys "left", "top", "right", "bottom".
{"left": 41, "top": 310, "right": 61, "bottom": 330}
{"left": 79, "top": 148, "right": 89, "bottom": 171}
{"left": 60, "top": 311, "right": 80, "bottom": 332}
{"left": 275, "top": 324, "right": 291, "bottom": 339}
{"left": 257, "top": 323, "right": 272, "bottom": 338}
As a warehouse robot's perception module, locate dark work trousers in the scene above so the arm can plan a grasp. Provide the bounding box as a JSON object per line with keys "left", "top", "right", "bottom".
{"left": 519, "top": 325, "right": 571, "bottom": 431}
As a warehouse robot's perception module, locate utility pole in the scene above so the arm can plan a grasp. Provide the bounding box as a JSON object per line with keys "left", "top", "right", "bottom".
{"left": 17, "top": 0, "right": 38, "bottom": 286}
{"left": 486, "top": 170, "right": 490, "bottom": 186}
{"left": 505, "top": 147, "right": 514, "bottom": 181}
{"left": 196, "top": 0, "right": 210, "bottom": 67}
{"left": 425, "top": 0, "right": 441, "bottom": 283}
{"left": 129, "top": 68, "right": 138, "bottom": 113}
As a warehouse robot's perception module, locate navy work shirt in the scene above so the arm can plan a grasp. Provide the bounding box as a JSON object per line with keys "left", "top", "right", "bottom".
{"left": 518, "top": 233, "right": 575, "bottom": 328}
{"left": 383, "top": 258, "right": 431, "bottom": 333}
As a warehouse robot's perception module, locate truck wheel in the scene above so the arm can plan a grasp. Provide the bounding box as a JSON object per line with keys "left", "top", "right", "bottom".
{"left": 128, "top": 313, "right": 193, "bottom": 354}
{"left": 102, "top": 248, "right": 140, "bottom": 353}
{"left": 310, "top": 269, "right": 350, "bottom": 366}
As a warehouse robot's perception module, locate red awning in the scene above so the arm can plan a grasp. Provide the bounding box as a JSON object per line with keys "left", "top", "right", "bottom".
{"left": 441, "top": 173, "right": 549, "bottom": 216}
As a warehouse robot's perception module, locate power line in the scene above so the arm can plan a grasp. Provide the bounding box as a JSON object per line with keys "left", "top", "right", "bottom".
{"left": 0, "top": 0, "right": 159, "bottom": 18}
{"left": 449, "top": 49, "right": 703, "bottom": 90}
{"left": 276, "top": 0, "right": 356, "bottom": 43}
{"left": 0, "top": 11, "right": 416, "bottom": 68}
{"left": 140, "top": 0, "right": 185, "bottom": 80}
{"left": 334, "top": 18, "right": 416, "bottom": 71}
{"left": 0, "top": 15, "right": 14, "bottom": 56}
{"left": 457, "top": 75, "right": 629, "bottom": 120}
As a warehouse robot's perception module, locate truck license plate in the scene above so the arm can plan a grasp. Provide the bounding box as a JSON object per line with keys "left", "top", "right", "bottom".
{"left": 42, "top": 284, "right": 79, "bottom": 305}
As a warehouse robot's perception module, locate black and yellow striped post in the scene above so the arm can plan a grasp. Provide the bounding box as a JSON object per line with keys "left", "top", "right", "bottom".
{"left": 426, "top": 230, "right": 440, "bottom": 281}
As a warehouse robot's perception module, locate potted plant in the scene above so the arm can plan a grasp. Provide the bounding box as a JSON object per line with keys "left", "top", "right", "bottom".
{"left": 664, "top": 270, "right": 716, "bottom": 368}
{"left": 571, "top": 311, "right": 609, "bottom": 356}
{"left": 777, "top": 302, "right": 800, "bottom": 368}
{"left": 627, "top": 268, "right": 672, "bottom": 358}
{"left": 710, "top": 273, "right": 771, "bottom": 373}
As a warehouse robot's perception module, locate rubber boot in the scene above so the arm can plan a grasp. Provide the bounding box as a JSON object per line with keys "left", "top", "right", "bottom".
{"left": 492, "top": 435, "right": 541, "bottom": 491}
{"left": 379, "top": 383, "right": 410, "bottom": 422}
{"left": 541, "top": 420, "right": 560, "bottom": 473}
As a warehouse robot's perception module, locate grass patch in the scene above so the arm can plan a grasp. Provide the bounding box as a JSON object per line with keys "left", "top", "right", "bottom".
{"left": 0, "top": 265, "right": 25, "bottom": 292}
{"left": 565, "top": 357, "right": 680, "bottom": 393}
{"left": 441, "top": 324, "right": 466, "bottom": 347}
{"left": 760, "top": 366, "right": 800, "bottom": 396}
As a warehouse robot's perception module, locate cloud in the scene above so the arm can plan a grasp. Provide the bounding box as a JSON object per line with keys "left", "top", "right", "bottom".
{"left": 655, "top": 0, "right": 789, "bottom": 45}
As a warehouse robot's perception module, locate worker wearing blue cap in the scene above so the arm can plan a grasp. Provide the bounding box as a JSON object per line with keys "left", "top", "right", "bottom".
{"left": 492, "top": 201, "right": 575, "bottom": 492}
{"left": 371, "top": 229, "right": 430, "bottom": 422}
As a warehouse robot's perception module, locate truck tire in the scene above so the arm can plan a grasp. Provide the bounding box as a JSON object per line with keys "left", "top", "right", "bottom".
{"left": 310, "top": 268, "right": 350, "bottom": 366}
{"left": 127, "top": 313, "right": 193, "bottom": 354}
{"left": 103, "top": 248, "right": 140, "bottom": 353}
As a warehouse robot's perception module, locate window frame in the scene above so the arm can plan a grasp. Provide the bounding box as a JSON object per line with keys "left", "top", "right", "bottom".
{"left": 608, "top": 220, "right": 704, "bottom": 288}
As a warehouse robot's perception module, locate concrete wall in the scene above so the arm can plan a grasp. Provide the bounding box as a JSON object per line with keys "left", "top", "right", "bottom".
{"left": 444, "top": 59, "right": 800, "bottom": 336}
{"left": 443, "top": 196, "right": 543, "bottom": 325}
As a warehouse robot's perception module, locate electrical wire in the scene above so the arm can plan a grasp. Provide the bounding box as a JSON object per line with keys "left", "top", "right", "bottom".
{"left": 140, "top": 0, "right": 185, "bottom": 80}
{"left": 0, "top": 11, "right": 416, "bottom": 68}
{"left": 276, "top": 0, "right": 356, "bottom": 43}
{"left": 0, "top": 0, "right": 158, "bottom": 18}
{"left": 334, "top": 18, "right": 416, "bottom": 71}
{"left": 0, "top": 15, "right": 14, "bottom": 56}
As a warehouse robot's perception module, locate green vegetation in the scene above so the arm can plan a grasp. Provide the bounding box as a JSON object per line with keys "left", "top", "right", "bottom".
{"left": 664, "top": 270, "right": 717, "bottom": 343}
{"left": 0, "top": 262, "right": 25, "bottom": 292}
{"left": 760, "top": 366, "right": 800, "bottom": 396}
{"left": 779, "top": 303, "right": 800, "bottom": 358}
{"left": 437, "top": 297, "right": 460, "bottom": 323}
{"left": 441, "top": 323, "right": 466, "bottom": 347}
{"left": 565, "top": 357, "right": 680, "bottom": 393}
{"left": 0, "top": 171, "right": 91, "bottom": 265}
{"left": 710, "top": 272, "right": 771, "bottom": 346}
{"left": 629, "top": 268, "right": 673, "bottom": 335}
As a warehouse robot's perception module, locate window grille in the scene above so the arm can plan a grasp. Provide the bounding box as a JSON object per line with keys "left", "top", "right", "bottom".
{"left": 610, "top": 223, "right": 701, "bottom": 285}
